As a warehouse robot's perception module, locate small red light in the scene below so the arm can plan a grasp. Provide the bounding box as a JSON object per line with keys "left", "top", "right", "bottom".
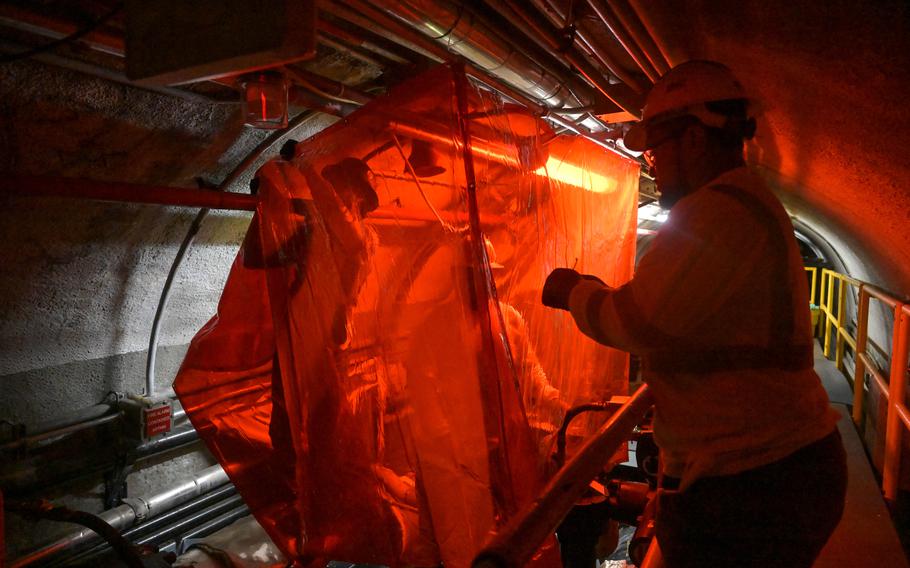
{"left": 241, "top": 71, "right": 288, "bottom": 130}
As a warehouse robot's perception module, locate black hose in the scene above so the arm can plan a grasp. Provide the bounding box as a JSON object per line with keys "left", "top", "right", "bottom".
{"left": 58, "top": 488, "right": 242, "bottom": 566}
{"left": 7, "top": 501, "right": 144, "bottom": 568}
{"left": 553, "top": 402, "right": 619, "bottom": 467}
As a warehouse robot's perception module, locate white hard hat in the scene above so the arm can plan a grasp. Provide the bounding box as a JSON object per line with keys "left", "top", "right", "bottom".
{"left": 624, "top": 60, "right": 752, "bottom": 152}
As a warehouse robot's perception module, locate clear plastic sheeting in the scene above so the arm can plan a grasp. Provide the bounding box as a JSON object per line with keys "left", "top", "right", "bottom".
{"left": 174, "top": 65, "right": 639, "bottom": 567}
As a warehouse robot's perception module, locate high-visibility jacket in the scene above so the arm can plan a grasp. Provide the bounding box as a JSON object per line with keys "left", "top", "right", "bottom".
{"left": 567, "top": 166, "right": 839, "bottom": 488}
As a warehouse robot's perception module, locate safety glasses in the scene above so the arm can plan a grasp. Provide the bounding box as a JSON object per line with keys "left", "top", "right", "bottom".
{"left": 641, "top": 116, "right": 698, "bottom": 167}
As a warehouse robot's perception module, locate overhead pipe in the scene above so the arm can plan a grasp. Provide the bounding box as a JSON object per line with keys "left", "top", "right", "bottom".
{"left": 584, "top": 0, "right": 661, "bottom": 82}
{"left": 325, "top": 0, "right": 547, "bottom": 116}
{"left": 622, "top": 0, "right": 678, "bottom": 69}
{"left": 472, "top": 385, "right": 654, "bottom": 567}
{"left": 533, "top": 0, "right": 650, "bottom": 93}
{"left": 328, "top": 0, "right": 532, "bottom": 111}
{"left": 317, "top": 33, "right": 387, "bottom": 68}
{"left": 545, "top": 113, "right": 641, "bottom": 163}
{"left": 286, "top": 67, "right": 373, "bottom": 106}
{"left": 325, "top": 0, "right": 447, "bottom": 64}
{"left": 10, "top": 465, "right": 229, "bottom": 567}
{"left": 362, "top": 0, "right": 589, "bottom": 110}
{"left": 605, "top": 0, "right": 670, "bottom": 75}
{"left": 341, "top": 0, "right": 632, "bottom": 125}
{"left": 484, "top": 0, "right": 642, "bottom": 117}
{"left": 317, "top": 19, "right": 412, "bottom": 65}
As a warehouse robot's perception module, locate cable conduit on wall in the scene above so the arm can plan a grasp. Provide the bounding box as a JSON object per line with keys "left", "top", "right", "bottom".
{"left": 145, "top": 111, "right": 324, "bottom": 396}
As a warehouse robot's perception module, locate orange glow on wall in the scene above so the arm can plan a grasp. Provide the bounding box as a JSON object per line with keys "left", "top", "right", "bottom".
{"left": 535, "top": 155, "right": 619, "bottom": 193}
{"left": 175, "top": 65, "right": 639, "bottom": 566}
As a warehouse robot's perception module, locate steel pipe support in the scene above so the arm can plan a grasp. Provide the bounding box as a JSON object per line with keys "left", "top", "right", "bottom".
{"left": 472, "top": 385, "right": 653, "bottom": 567}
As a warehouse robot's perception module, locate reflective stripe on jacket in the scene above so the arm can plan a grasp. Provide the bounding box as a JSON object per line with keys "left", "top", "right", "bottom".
{"left": 567, "top": 166, "right": 838, "bottom": 487}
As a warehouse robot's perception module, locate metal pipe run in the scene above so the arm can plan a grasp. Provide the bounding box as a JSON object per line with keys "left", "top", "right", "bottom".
{"left": 490, "top": 0, "right": 642, "bottom": 117}
{"left": 10, "top": 465, "right": 229, "bottom": 567}
{"left": 55, "top": 486, "right": 240, "bottom": 566}
{"left": 472, "top": 385, "right": 654, "bottom": 568}
{"left": 364, "top": 0, "right": 585, "bottom": 109}
{"left": 545, "top": 113, "right": 641, "bottom": 163}
{"left": 535, "top": 0, "right": 650, "bottom": 93}
{"left": 2, "top": 402, "right": 117, "bottom": 447}
{"left": 605, "top": 0, "right": 670, "bottom": 75}
{"left": 584, "top": 0, "right": 660, "bottom": 82}
{"left": 330, "top": 0, "right": 552, "bottom": 117}
{"left": 140, "top": 501, "right": 250, "bottom": 550}
{"left": 134, "top": 424, "right": 200, "bottom": 459}
{"left": 0, "top": 175, "right": 259, "bottom": 210}
{"left": 0, "top": 411, "right": 123, "bottom": 453}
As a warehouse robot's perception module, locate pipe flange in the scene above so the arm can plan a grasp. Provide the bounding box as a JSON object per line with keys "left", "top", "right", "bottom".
{"left": 121, "top": 497, "right": 150, "bottom": 523}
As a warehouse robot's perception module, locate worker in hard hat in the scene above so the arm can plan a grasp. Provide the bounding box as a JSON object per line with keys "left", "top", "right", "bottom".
{"left": 541, "top": 60, "right": 847, "bottom": 567}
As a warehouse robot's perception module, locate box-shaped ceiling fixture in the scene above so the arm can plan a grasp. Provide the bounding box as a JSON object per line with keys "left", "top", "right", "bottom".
{"left": 125, "top": 0, "right": 316, "bottom": 85}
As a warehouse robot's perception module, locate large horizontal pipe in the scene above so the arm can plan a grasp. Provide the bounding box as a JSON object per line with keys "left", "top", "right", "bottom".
{"left": 490, "top": 0, "right": 642, "bottom": 117}
{"left": 0, "top": 175, "right": 259, "bottom": 210}
{"left": 473, "top": 385, "right": 654, "bottom": 567}
{"left": 585, "top": 0, "right": 660, "bottom": 82}
{"left": 59, "top": 485, "right": 240, "bottom": 566}
{"left": 0, "top": 421, "right": 201, "bottom": 497}
{"left": 0, "top": 174, "right": 506, "bottom": 228}
{"left": 605, "top": 0, "right": 670, "bottom": 75}
{"left": 10, "top": 465, "right": 229, "bottom": 567}
{"left": 328, "top": 0, "right": 550, "bottom": 116}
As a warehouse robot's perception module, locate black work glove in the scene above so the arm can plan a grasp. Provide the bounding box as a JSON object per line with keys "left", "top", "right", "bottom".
{"left": 542, "top": 269, "right": 606, "bottom": 310}
{"left": 542, "top": 268, "right": 582, "bottom": 310}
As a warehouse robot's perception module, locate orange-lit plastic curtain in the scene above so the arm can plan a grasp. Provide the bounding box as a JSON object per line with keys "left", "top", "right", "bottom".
{"left": 175, "top": 65, "right": 639, "bottom": 566}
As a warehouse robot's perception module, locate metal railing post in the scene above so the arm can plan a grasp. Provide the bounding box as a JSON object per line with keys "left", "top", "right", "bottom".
{"left": 824, "top": 269, "right": 836, "bottom": 358}
{"left": 882, "top": 304, "right": 909, "bottom": 503}
{"left": 808, "top": 266, "right": 818, "bottom": 306}
{"left": 836, "top": 277, "right": 848, "bottom": 370}
{"left": 853, "top": 286, "right": 870, "bottom": 426}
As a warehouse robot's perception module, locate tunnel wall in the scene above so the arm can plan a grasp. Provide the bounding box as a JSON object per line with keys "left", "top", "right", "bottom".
{"left": 634, "top": 0, "right": 910, "bottom": 299}
{"left": 0, "top": 60, "right": 333, "bottom": 556}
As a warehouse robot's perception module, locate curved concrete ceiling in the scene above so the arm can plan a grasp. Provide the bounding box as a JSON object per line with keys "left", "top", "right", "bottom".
{"left": 634, "top": 0, "right": 910, "bottom": 294}
{"left": 2, "top": 0, "right": 908, "bottom": 385}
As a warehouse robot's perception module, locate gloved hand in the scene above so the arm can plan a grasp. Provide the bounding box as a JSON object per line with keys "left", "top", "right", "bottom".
{"left": 542, "top": 268, "right": 582, "bottom": 310}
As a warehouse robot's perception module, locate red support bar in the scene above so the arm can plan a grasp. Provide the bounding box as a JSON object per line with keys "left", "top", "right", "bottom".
{"left": 0, "top": 175, "right": 259, "bottom": 211}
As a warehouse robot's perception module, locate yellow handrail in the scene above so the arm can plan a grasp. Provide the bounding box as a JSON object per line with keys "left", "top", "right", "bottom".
{"left": 882, "top": 304, "right": 910, "bottom": 502}
{"left": 823, "top": 271, "right": 909, "bottom": 504}
{"left": 805, "top": 266, "right": 818, "bottom": 306}
{"left": 818, "top": 269, "right": 862, "bottom": 371}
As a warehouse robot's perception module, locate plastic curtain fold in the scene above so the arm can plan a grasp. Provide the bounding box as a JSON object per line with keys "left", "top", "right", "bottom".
{"left": 174, "top": 65, "right": 639, "bottom": 567}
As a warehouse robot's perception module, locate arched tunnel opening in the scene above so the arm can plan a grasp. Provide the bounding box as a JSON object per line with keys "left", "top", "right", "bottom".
{"left": 0, "top": 1, "right": 908, "bottom": 567}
